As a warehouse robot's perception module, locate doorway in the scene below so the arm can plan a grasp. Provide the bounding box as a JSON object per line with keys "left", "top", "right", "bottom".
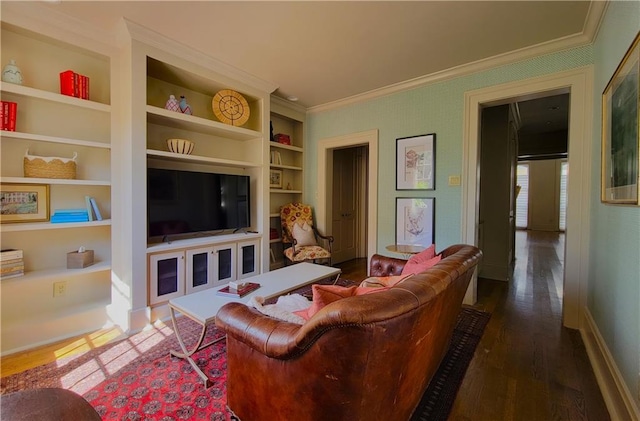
{"left": 463, "top": 67, "right": 594, "bottom": 328}
{"left": 317, "top": 129, "right": 379, "bottom": 267}
{"left": 331, "top": 146, "right": 368, "bottom": 264}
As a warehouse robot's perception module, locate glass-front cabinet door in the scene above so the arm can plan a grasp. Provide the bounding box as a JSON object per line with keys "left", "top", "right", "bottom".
{"left": 237, "top": 239, "right": 260, "bottom": 279}
{"left": 185, "top": 247, "right": 215, "bottom": 294}
{"left": 213, "top": 243, "right": 236, "bottom": 285}
{"left": 149, "top": 251, "right": 185, "bottom": 304}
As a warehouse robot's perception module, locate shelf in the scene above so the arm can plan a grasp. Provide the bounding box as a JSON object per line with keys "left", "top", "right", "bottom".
{"left": 1, "top": 82, "right": 111, "bottom": 112}
{"left": 0, "top": 261, "right": 111, "bottom": 283}
{"left": 0, "top": 131, "right": 110, "bottom": 149}
{"left": 270, "top": 213, "right": 280, "bottom": 218}
{"left": 270, "top": 189, "right": 303, "bottom": 194}
{"left": 1, "top": 219, "right": 111, "bottom": 232}
{"left": 0, "top": 177, "right": 110, "bottom": 186}
{"left": 147, "top": 105, "right": 261, "bottom": 140}
{"left": 270, "top": 164, "right": 302, "bottom": 171}
{"left": 269, "top": 142, "right": 303, "bottom": 153}
{"left": 146, "top": 150, "right": 260, "bottom": 168}
{"left": 269, "top": 238, "right": 282, "bottom": 244}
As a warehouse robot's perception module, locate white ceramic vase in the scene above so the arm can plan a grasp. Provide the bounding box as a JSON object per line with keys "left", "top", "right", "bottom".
{"left": 2, "top": 59, "right": 23, "bottom": 85}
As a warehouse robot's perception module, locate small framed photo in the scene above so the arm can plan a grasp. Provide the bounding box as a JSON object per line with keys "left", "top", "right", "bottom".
{"left": 396, "top": 133, "right": 436, "bottom": 190}
{"left": 269, "top": 169, "right": 283, "bottom": 189}
{"left": 395, "top": 197, "right": 435, "bottom": 247}
{"left": 1, "top": 183, "right": 50, "bottom": 223}
{"left": 601, "top": 31, "right": 640, "bottom": 205}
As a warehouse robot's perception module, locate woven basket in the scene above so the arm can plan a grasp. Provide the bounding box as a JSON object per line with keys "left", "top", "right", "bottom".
{"left": 24, "top": 149, "right": 77, "bottom": 179}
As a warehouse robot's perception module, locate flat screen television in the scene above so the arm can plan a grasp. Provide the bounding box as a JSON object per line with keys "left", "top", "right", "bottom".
{"left": 147, "top": 168, "right": 250, "bottom": 241}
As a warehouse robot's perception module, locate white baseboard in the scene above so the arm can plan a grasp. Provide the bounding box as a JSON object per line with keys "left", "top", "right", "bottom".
{"left": 581, "top": 309, "right": 640, "bottom": 421}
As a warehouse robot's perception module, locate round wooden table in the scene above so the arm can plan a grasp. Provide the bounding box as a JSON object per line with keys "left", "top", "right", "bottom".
{"left": 386, "top": 244, "right": 425, "bottom": 258}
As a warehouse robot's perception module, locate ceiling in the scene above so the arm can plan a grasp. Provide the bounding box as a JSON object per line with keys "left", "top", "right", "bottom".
{"left": 33, "top": 1, "right": 600, "bottom": 111}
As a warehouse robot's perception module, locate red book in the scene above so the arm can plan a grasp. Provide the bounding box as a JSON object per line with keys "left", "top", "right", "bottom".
{"left": 216, "top": 282, "right": 261, "bottom": 298}
{"left": 80, "top": 74, "right": 90, "bottom": 100}
{"left": 0, "top": 101, "right": 5, "bottom": 130}
{"left": 73, "top": 72, "right": 79, "bottom": 98}
{"left": 79, "top": 74, "right": 86, "bottom": 99}
{"left": 60, "top": 70, "right": 75, "bottom": 97}
{"left": 7, "top": 102, "right": 17, "bottom": 131}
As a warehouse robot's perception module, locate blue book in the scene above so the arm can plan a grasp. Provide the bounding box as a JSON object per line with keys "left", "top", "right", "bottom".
{"left": 89, "top": 198, "right": 103, "bottom": 221}
{"left": 54, "top": 208, "right": 89, "bottom": 215}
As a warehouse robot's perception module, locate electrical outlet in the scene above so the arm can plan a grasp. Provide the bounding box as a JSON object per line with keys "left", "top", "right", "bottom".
{"left": 53, "top": 281, "right": 67, "bottom": 297}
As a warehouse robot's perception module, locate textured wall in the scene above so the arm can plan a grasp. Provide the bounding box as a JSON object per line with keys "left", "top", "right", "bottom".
{"left": 589, "top": 0, "right": 640, "bottom": 411}
{"left": 306, "top": 46, "right": 592, "bottom": 251}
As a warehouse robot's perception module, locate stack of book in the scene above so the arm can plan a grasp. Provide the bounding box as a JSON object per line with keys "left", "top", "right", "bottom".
{"left": 1, "top": 100, "right": 17, "bottom": 131}
{"left": 51, "top": 208, "right": 89, "bottom": 223}
{"left": 1, "top": 249, "right": 24, "bottom": 279}
{"left": 60, "top": 70, "right": 90, "bottom": 100}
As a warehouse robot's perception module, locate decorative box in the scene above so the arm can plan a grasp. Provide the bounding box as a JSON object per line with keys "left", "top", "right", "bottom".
{"left": 274, "top": 133, "right": 291, "bottom": 145}
{"left": 67, "top": 249, "right": 94, "bottom": 269}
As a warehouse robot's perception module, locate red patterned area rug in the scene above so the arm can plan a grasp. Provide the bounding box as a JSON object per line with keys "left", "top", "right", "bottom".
{"left": 1, "top": 301, "right": 489, "bottom": 421}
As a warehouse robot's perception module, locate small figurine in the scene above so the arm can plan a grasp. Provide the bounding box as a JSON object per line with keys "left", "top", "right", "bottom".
{"left": 165, "top": 95, "right": 180, "bottom": 112}
{"left": 2, "top": 59, "right": 23, "bottom": 85}
{"left": 179, "top": 96, "right": 192, "bottom": 115}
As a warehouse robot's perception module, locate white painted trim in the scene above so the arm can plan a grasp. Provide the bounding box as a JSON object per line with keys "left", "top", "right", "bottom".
{"left": 461, "top": 66, "right": 593, "bottom": 328}
{"left": 1, "top": 2, "right": 116, "bottom": 56}
{"left": 124, "top": 19, "right": 278, "bottom": 95}
{"left": 309, "top": 2, "right": 606, "bottom": 114}
{"left": 582, "top": 309, "right": 640, "bottom": 421}
{"left": 317, "top": 130, "right": 378, "bottom": 266}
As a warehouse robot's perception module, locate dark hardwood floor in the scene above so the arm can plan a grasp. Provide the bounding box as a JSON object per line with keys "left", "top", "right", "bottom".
{"left": 335, "top": 231, "right": 610, "bottom": 421}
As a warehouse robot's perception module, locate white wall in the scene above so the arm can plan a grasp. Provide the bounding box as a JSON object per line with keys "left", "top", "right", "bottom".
{"left": 527, "top": 159, "right": 561, "bottom": 231}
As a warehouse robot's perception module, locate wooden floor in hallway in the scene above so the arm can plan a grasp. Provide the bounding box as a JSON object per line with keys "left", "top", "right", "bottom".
{"left": 336, "top": 230, "right": 610, "bottom": 421}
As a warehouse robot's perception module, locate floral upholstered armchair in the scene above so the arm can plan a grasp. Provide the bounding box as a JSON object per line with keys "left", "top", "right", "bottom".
{"left": 280, "top": 203, "right": 333, "bottom": 265}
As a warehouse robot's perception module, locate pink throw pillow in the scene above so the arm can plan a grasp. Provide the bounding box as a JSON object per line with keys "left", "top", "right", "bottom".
{"left": 406, "top": 244, "right": 436, "bottom": 264}
{"left": 294, "top": 284, "right": 386, "bottom": 321}
{"left": 401, "top": 254, "right": 441, "bottom": 276}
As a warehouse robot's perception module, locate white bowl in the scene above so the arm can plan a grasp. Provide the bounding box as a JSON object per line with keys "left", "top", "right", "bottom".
{"left": 167, "top": 138, "right": 194, "bottom": 155}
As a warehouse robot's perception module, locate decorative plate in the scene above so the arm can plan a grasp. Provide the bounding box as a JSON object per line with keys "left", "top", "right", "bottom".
{"left": 212, "top": 89, "right": 250, "bottom": 127}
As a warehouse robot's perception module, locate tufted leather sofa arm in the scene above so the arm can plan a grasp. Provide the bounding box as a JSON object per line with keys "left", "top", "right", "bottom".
{"left": 369, "top": 254, "right": 408, "bottom": 276}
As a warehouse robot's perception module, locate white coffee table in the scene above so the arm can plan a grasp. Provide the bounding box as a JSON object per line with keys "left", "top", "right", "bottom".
{"left": 168, "top": 263, "right": 341, "bottom": 387}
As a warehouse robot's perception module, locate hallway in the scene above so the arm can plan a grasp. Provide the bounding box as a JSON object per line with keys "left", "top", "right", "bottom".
{"left": 450, "top": 230, "right": 609, "bottom": 420}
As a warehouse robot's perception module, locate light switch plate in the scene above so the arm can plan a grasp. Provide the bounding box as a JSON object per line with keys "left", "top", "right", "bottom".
{"left": 448, "top": 175, "right": 461, "bottom": 186}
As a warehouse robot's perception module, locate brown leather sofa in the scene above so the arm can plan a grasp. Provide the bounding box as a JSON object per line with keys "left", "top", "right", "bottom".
{"left": 216, "top": 244, "right": 482, "bottom": 421}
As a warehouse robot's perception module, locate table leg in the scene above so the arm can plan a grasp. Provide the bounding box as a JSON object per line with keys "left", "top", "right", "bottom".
{"left": 169, "top": 306, "right": 224, "bottom": 388}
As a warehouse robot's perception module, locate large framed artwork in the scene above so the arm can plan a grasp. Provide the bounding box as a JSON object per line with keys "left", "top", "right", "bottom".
{"left": 395, "top": 197, "right": 435, "bottom": 248}
{"left": 0, "top": 183, "right": 50, "bottom": 223}
{"left": 601, "top": 31, "right": 640, "bottom": 205}
{"left": 396, "top": 133, "right": 436, "bottom": 190}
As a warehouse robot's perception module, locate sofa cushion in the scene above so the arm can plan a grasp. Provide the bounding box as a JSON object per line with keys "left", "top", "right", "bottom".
{"left": 401, "top": 254, "right": 441, "bottom": 275}
{"left": 359, "top": 274, "right": 413, "bottom": 288}
{"left": 407, "top": 244, "right": 436, "bottom": 264}
{"left": 292, "top": 222, "right": 317, "bottom": 246}
{"left": 294, "top": 284, "right": 386, "bottom": 320}
{"left": 248, "top": 294, "right": 311, "bottom": 325}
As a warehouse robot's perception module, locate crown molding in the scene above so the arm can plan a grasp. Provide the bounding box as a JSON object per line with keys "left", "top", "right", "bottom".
{"left": 123, "top": 19, "right": 278, "bottom": 95}
{"left": 309, "top": 2, "right": 607, "bottom": 114}
{"left": 1, "top": 2, "right": 116, "bottom": 56}
{"left": 271, "top": 95, "right": 307, "bottom": 116}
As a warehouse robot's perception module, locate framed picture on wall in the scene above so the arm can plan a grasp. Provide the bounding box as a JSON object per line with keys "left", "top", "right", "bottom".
{"left": 601, "top": 31, "right": 640, "bottom": 205}
{"left": 395, "top": 197, "right": 435, "bottom": 247}
{"left": 0, "top": 183, "right": 50, "bottom": 223}
{"left": 396, "top": 133, "right": 436, "bottom": 190}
